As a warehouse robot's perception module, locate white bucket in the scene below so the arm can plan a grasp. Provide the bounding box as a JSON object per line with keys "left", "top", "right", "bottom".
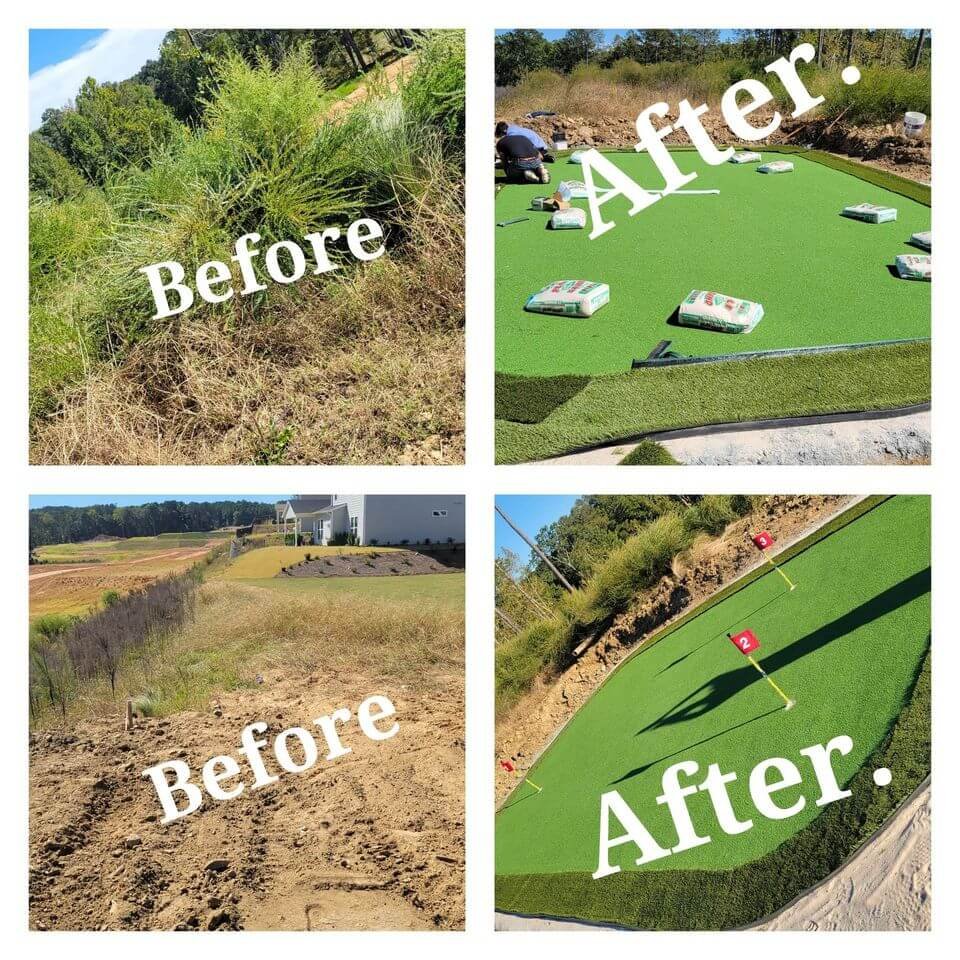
{"left": 903, "top": 111, "right": 927, "bottom": 138}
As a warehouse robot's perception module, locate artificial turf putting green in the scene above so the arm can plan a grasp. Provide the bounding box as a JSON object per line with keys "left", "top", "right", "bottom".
{"left": 496, "top": 151, "right": 930, "bottom": 376}
{"left": 495, "top": 496, "right": 929, "bottom": 924}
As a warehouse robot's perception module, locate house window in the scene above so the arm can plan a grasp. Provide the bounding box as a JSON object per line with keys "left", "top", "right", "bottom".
{"left": 350, "top": 515, "right": 358, "bottom": 538}
{"left": 432, "top": 510, "right": 448, "bottom": 517}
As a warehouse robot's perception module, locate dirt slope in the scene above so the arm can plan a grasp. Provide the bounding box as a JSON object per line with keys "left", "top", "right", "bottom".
{"left": 498, "top": 111, "right": 930, "bottom": 183}
{"left": 30, "top": 666, "right": 464, "bottom": 931}
{"left": 495, "top": 495, "right": 851, "bottom": 801}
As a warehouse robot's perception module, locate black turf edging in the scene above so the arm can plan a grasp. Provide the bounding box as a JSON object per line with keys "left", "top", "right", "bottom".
{"left": 495, "top": 640, "right": 930, "bottom": 929}
{"left": 495, "top": 371, "right": 591, "bottom": 424}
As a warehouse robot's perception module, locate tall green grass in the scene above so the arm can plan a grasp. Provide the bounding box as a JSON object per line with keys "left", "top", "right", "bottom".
{"left": 495, "top": 496, "right": 754, "bottom": 714}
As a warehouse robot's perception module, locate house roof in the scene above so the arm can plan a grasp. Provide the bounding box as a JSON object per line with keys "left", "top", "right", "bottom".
{"left": 284, "top": 497, "right": 332, "bottom": 516}
{"left": 310, "top": 502, "right": 348, "bottom": 516}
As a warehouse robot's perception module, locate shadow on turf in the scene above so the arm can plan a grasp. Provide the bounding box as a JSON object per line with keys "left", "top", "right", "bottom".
{"left": 610, "top": 706, "right": 783, "bottom": 784}
{"left": 655, "top": 591, "right": 790, "bottom": 677}
{"left": 634, "top": 567, "right": 930, "bottom": 736}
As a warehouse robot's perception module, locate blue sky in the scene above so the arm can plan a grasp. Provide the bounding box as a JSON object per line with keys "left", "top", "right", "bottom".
{"left": 30, "top": 495, "right": 286, "bottom": 509}
{"left": 495, "top": 495, "right": 579, "bottom": 566}
{"left": 29, "top": 28, "right": 167, "bottom": 130}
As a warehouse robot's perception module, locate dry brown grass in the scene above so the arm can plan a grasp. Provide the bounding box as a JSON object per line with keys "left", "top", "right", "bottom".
{"left": 33, "top": 578, "right": 465, "bottom": 727}
{"left": 496, "top": 68, "right": 731, "bottom": 119}
{"left": 30, "top": 182, "right": 464, "bottom": 465}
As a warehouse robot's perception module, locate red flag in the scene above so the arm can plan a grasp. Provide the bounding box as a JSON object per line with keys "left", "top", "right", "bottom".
{"left": 752, "top": 531, "right": 774, "bottom": 550}
{"left": 730, "top": 629, "right": 760, "bottom": 655}
{"left": 499, "top": 760, "right": 515, "bottom": 773}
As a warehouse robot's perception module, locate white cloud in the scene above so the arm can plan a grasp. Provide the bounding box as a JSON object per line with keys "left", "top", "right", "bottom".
{"left": 30, "top": 29, "right": 168, "bottom": 130}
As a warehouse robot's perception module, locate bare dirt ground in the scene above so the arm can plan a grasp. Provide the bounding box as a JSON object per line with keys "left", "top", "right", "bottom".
{"left": 29, "top": 665, "right": 464, "bottom": 931}
{"left": 497, "top": 110, "right": 930, "bottom": 183}
{"left": 326, "top": 54, "right": 419, "bottom": 119}
{"left": 495, "top": 495, "right": 852, "bottom": 802}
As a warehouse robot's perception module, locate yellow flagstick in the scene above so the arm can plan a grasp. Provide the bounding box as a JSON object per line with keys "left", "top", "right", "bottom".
{"left": 524, "top": 777, "right": 542, "bottom": 793}
{"left": 751, "top": 532, "right": 796, "bottom": 591}
{"left": 746, "top": 654, "right": 795, "bottom": 710}
{"left": 765, "top": 553, "right": 796, "bottom": 590}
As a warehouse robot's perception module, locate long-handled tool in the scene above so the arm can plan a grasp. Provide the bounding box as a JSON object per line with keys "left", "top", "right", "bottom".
{"left": 497, "top": 216, "right": 530, "bottom": 227}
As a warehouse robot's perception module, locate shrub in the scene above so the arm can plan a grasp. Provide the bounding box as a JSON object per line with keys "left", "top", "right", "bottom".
{"left": 29, "top": 134, "right": 86, "bottom": 200}
{"left": 101, "top": 589, "right": 121, "bottom": 608}
{"left": 619, "top": 441, "right": 678, "bottom": 465}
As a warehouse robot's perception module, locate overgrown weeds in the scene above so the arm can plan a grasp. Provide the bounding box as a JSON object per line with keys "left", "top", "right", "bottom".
{"left": 497, "top": 58, "right": 930, "bottom": 125}
{"left": 31, "top": 579, "right": 464, "bottom": 727}
{"left": 30, "top": 31, "right": 465, "bottom": 464}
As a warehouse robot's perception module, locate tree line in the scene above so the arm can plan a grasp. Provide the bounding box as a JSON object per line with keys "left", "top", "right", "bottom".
{"left": 30, "top": 28, "right": 420, "bottom": 196}
{"left": 30, "top": 499, "right": 275, "bottom": 549}
{"left": 495, "top": 28, "right": 931, "bottom": 87}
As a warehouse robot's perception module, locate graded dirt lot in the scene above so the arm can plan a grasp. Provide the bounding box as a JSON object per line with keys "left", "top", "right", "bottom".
{"left": 30, "top": 542, "right": 221, "bottom": 619}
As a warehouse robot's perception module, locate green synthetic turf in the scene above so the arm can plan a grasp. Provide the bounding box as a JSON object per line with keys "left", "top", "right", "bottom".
{"left": 495, "top": 152, "right": 931, "bottom": 376}
{"left": 496, "top": 496, "right": 929, "bottom": 881}
{"left": 495, "top": 340, "right": 930, "bottom": 462}
{"left": 495, "top": 371, "right": 590, "bottom": 423}
{"left": 619, "top": 440, "right": 678, "bottom": 465}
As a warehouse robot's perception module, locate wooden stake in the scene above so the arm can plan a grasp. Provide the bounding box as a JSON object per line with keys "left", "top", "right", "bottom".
{"left": 124, "top": 699, "right": 134, "bottom": 732}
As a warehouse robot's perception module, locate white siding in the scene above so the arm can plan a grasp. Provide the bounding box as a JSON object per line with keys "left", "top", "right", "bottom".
{"left": 360, "top": 495, "right": 465, "bottom": 546}
{"left": 331, "top": 494, "right": 366, "bottom": 542}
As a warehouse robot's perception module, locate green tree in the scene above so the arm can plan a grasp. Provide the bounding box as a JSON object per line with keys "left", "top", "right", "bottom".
{"left": 494, "top": 29, "right": 552, "bottom": 87}
{"left": 28, "top": 133, "right": 86, "bottom": 200}
{"left": 38, "top": 77, "right": 180, "bottom": 184}
{"left": 550, "top": 29, "right": 604, "bottom": 73}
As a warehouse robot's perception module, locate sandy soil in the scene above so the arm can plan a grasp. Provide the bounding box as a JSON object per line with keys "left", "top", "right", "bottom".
{"left": 326, "top": 54, "right": 418, "bottom": 119}
{"left": 29, "top": 666, "right": 464, "bottom": 930}
{"left": 495, "top": 495, "right": 853, "bottom": 802}
{"left": 755, "top": 780, "right": 931, "bottom": 931}
{"left": 660, "top": 410, "right": 930, "bottom": 465}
